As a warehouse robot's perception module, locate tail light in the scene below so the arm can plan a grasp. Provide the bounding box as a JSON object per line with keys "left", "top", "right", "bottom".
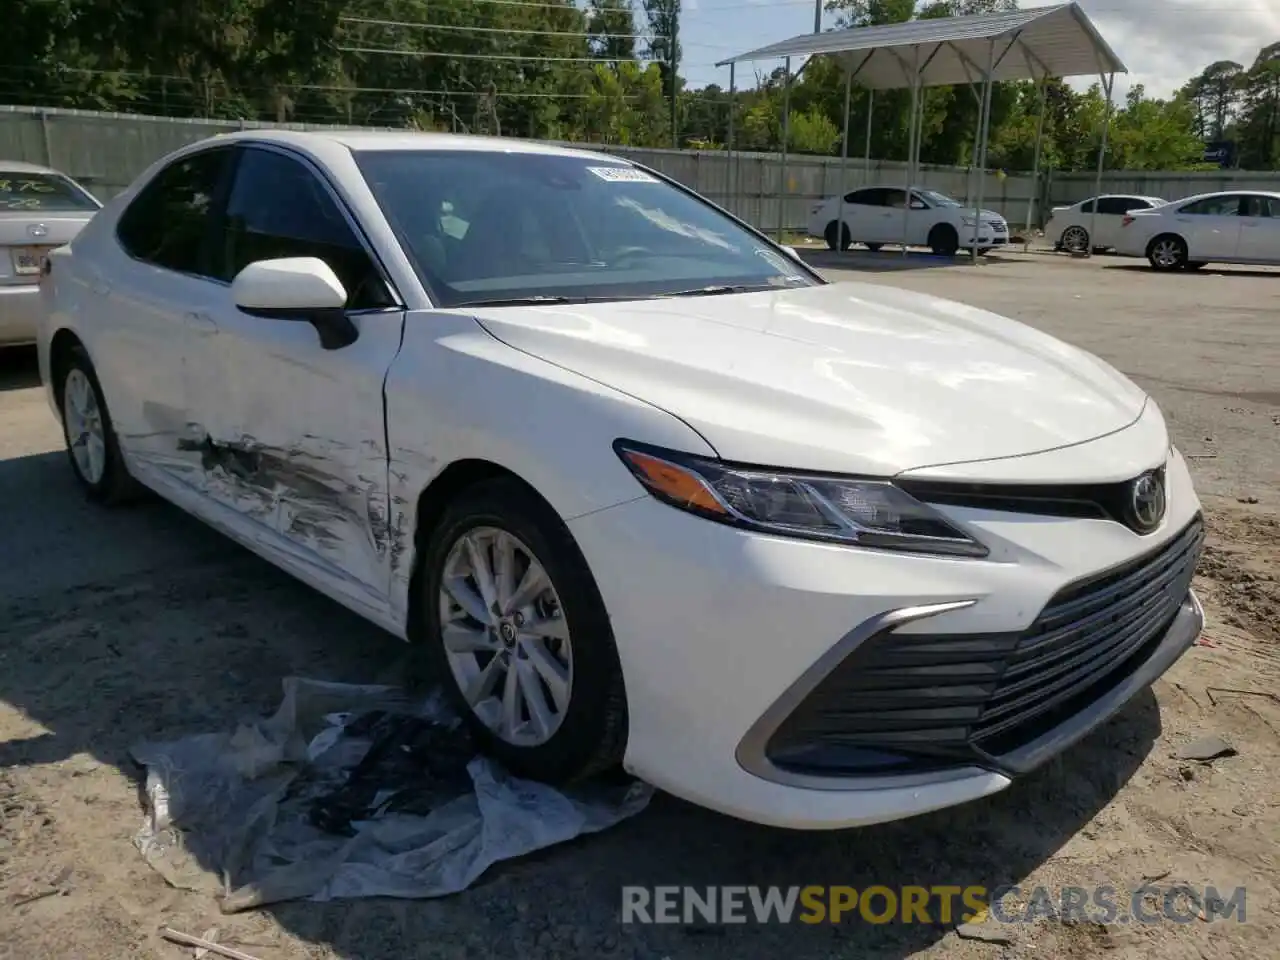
{"left": 1121, "top": 215, "right": 1135, "bottom": 228}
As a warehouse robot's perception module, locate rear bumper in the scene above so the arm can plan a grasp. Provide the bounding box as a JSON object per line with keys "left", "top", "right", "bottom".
{"left": 0, "top": 284, "right": 41, "bottom": 346}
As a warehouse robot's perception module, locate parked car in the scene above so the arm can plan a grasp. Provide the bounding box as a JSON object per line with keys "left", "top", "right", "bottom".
{"left": 807, "top": 185, "right": 1010, "bottom": 256}
{"left": 1113, "top": 190, "right": 1280, "bottom": 271}
{"left": 1044, "top": 194, "right": 1166, "bottom": 254}
{"left": 1, "top": 161, "right": 101, "bottom": 347}
{"left": 40, "top": 131, "right": 1204, "bottom": 830}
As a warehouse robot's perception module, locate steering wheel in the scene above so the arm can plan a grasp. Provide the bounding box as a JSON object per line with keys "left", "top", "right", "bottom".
{"left": 610, "top": 246, "right": 657, "bottom": 268}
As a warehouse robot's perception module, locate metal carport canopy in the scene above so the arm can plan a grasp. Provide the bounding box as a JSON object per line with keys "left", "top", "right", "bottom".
{"left": 714, "top": 2, "right": 1126, "bottom": 88}
{"left": 714, "top": 3, "right": 1128, "bottom": 262}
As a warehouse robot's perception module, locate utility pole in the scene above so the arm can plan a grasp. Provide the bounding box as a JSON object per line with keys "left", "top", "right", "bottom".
{"left": 671, "top": 11, "right": 679, "bottom": 148}
{"left": 814, "top": 0, "right": 822, "bottom": 32}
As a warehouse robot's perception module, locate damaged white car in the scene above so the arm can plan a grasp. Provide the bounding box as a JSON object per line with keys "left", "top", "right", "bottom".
{"left": 39, "top": 131, "right": 1204, "bottom": 830}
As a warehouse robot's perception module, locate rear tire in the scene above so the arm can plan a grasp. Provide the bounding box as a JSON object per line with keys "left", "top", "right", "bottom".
{"left": 57, "top": 346, "right": 139, "bottom": 505}
{"left": 928, "top": 224, "right": 959, "bottom": 257}
{"left": 1147, "top": 234, "right": 1187, "bottom": 272}
{"left": 1059, "top": 225, "right": 1090, "bottom": 254}
{"left": 417, "top": 477, "right": 627, "bottom": 784}
{"left": 824, "top": 221, "right": 851, "bottom": 252}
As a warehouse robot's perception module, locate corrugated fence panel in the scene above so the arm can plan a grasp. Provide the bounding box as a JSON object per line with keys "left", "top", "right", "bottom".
{"left": 6, "top": 106, "right": 1273, "bottom": 233}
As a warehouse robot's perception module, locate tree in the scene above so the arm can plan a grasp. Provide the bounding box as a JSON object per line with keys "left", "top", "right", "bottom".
{"left": 642, "top": 0, "right": 680, "bottom": 142}
{"left": 587, "top": 0, "right": 637, "bottom": 64}
{"left": 1237, "top": 44, "right": 1280, "bottom": 168}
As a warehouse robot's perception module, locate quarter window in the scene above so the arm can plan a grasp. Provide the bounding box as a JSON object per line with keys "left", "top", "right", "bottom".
{"left": 116, "top": 148, "right": 230, "bottom": 276}
{"left": 216, "top": 147, "right": 393, "bottom": 310}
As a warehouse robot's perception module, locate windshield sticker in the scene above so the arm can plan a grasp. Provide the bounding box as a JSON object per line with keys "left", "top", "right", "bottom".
{"left": 587, "top": 166, "right": 659, "bottom": 184}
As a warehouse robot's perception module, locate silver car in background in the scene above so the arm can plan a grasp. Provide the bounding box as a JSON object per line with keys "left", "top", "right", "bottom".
{"left": 1, "top": 162, "right": 102, "bottom": 347}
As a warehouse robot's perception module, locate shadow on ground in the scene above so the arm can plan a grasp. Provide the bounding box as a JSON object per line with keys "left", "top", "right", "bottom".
{"left": 1103, "top": 263, "right": 1280, "bottom": 279}
{"left": 0, "top": 345, "right": 41, "bottom": 392}
{"left": 0, "top": 350, "right": 1162, "bottom": 960}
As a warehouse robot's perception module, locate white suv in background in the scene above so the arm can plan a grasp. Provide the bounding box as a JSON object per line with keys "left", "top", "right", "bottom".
{"left": 1113, "top": 190, "right": 1280, "bottom": 271}
{"left": 1045, "top": 194, "right": 1165, "bottom": 254}
{"left": 808, "top": 186, "right": 1009, "bottom": 257}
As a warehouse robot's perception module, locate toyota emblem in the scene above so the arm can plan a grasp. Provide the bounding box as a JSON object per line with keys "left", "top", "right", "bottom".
{"left": 1128, "top": 470, "right": 1167, "bottom": 534}
{"left": 28, "top": 223, "right": 48, "bottom": 238}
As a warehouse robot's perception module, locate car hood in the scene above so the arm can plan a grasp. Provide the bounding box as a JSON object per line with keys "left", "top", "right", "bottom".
{"left": 467, "top": 282, "right": 1148, "bottom": 477}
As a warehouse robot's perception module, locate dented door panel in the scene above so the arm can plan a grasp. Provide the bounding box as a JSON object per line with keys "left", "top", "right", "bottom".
{"left": 196, "top": 307, "right": 406, "bottom": 608}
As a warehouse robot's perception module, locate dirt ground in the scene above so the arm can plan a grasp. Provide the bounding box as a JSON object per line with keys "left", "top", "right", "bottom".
{"left": 1, "top": 251, "right": 1277, "bottom": 960}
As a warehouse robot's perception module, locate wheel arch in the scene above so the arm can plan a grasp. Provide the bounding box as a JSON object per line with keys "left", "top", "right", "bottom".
{"left": 48, "top": 328, "right": 88, "bottom": 414}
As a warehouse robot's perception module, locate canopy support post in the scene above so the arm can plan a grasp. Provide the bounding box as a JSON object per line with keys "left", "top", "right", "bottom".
{"left": 1024, "top": 76, "right": 1047, "bottom": 252}
{"left": 863, "top": 88, "right": 874, "bottom": 186}
{"left": 727, "top": 62, "right": 736, "bottom": 221}
{"left": 971, "top": 39, "right": 996, "bottom": 265}
{"left": 902, "top": 46, "right": 921, "bottom": 257}
{"left": 835, "top": 68, "right": 853, "bottom": 253}
{"left": 1088, "top": 71, "right": 1115, "bottom": 258}
{"left": 778, "top": 56, "right": 792, "bottom": 242}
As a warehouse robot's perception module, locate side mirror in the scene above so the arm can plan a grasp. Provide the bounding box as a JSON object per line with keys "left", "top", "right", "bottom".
{"left": 783, "top": 245, "right": 805, "bottom": 261}
{"left": 231, "top": 257, "right": 359, "bottom": 350}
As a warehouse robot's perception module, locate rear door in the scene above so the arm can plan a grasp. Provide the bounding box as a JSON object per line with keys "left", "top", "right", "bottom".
{"left": 196, "top": 143, "right": 406, "bottom": 603}
{"left": 86, "top": 147, "right": 237, "bottom": 484}
{"left": 868, "top": 188, "right": 908, "bottom": 244}
{"left": 1236, "top": 195, "right": 1279, "bottom": 262}
{"left": 837, "top": 188, "right": 882, "bottom": 243}
{"left": 1175, "top": 194, "right": 1243, "bottom": 260}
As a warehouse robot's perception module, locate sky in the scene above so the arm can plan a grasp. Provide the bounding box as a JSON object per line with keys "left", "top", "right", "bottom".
{"left": 677, "top": 0, "right": 1280, "bottom": 101}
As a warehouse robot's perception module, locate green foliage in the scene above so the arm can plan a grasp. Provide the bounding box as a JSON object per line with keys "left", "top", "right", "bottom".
{"left": 7, "top": 0, "right": 1280, "bottom": 169}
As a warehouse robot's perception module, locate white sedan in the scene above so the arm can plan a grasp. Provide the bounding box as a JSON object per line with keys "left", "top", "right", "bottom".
{"left": 1044, "top": 194, "right": 1165, "bottom": 254}
{"left": 1114, "top": 190, "right": 1280, "bottom": 270}
{"left": 39, "top": 130, "right": 1205, "bottom": 830}
{"left": 1, "top": 161, "right": 101, "bottom": 346}
{"left": 807, "top": 186, "right": 1009, "bottom": 255}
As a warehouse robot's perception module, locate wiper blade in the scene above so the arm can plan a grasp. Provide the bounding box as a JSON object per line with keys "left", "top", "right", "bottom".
{"left": 657, "top": 283, "right": 783, "bottom": 298}
{"left": 457, "top": 295, "right": 617, "bottom": 306}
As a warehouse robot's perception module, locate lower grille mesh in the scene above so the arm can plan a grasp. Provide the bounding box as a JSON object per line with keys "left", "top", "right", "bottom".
{"left": 766, "top": 518, "right": 1204, "bottom": 775}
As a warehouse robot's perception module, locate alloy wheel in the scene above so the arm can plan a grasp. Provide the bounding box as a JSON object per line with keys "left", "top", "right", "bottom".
{"left": 438, "top": 526, "right": 574, "bottom": 747}
{"left": 63, "top": 367, "right": 106, "bottom": 485}
{"left": 1061, "top": 226, "right": 1089, "bottom": 254}
{"left": 1150, "top": 238, "right": 1182, "bottom": 269}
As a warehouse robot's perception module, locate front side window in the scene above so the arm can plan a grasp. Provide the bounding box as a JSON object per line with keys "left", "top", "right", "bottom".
{"left": 216, "top": 147, "right": 393, "bottom": 310}
{"left": 117, "top": 148, "right": 230, "bottom": 276}
{"left": 917, "top": 189, "right": 961, "bottom": 208}
{"left": 1179, "top": 195, "right": 1241, "bottom": 217}
{"left": 0, "top": 171, "right": 99, "bottom": 212}
{"left": 1241, "top": 195, "right": 1273, "bottom": 218}
{"left": 355, "top": 150, "right": 820, "bottom": 307}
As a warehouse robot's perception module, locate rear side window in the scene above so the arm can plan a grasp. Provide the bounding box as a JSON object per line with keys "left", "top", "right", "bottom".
{"left": 1097, "top": 197, "right": 1145, "bottom": 215}
{"left": 117, "top": 148, "right": 231, "bottom": 276}
{"left": 1078, "top": 199, "right": 1095, "bottom": 213}
{"left": 1241, "top": 195, "right": 1273, "bottom": 218}
{"left": 0, "top": 171, "right": 99, "bottom": 212}
{"left": 215, "top": 147, "right": 394, "bottom": 310}
{"left": 1179, "top": 195, "right": 1241, "bottom": 216}
{"left": 843, "top": 189, "right": 877, "bottom": 205}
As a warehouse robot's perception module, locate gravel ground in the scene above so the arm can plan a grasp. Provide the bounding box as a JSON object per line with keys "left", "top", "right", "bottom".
{"left": 1, "top": 250, "right": 1277, "bottom": 960}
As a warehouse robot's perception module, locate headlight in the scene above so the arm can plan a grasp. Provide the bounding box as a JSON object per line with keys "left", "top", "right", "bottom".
{"left": 613, "top": 441, "right": 988, "bottom": 558}
{"left": 961, "top": 217, "right": 978, "bottom": 227}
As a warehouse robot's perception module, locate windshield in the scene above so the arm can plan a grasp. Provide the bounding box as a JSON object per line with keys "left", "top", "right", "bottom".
{"left": 0, "top": 171, "right": 99, "bottom": 212}
{"left": 354, "top": 150, "right": 820, "bottom": 307}
{"left": 917, "top": 189, "right": 961, "bottom": 208}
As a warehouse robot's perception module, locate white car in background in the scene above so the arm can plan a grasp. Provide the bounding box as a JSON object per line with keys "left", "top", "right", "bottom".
{"left": 1114, "top": 190, "right": 1280, "bottom": 271}
{"left": 1, "top": 161, "right": 101, "bottom": 347}
{"left": 808, "top": 186, "right": 1009, "bottom": 256}
{"left": 40, "top": 130, "right": 1204, "bottom": 830}
{"left": 1044, "top": 194, "right": 1166, "bottom": 254}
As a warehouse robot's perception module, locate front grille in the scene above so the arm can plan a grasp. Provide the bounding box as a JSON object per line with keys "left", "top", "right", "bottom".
{"left": 764, "top": 518, "right": 1204, "bottom": 776}
{"left": 986, "top": 218, "right": 1006, "bottom": 231}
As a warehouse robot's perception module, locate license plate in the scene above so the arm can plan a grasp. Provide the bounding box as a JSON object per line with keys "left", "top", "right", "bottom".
{"left": 11, "top": 245, "right": 53, "bottom": 275}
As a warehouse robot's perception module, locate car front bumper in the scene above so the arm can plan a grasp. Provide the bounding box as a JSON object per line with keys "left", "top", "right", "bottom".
{"left": 568, "top": 447, "right": 1203, "bottom": 829}
{"left": 0, "top": 284, "right": 41, "bottom": 346}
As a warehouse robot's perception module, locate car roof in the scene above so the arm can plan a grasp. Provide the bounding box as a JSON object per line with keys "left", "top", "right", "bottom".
{"left": 208, "top": 128, "right": 620, "bottom": 163}
{"left": 1173, "top": 189, "right": 1280, "bottom": 203}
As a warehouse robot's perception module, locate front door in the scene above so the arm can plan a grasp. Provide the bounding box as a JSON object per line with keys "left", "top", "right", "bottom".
{"left": 195, "top": 144, "right": 407, "bottom": 609}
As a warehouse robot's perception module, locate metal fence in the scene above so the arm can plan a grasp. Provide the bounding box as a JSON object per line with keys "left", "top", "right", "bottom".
{"left": 5, "top": 105, "right": 1280, "bottom": 234}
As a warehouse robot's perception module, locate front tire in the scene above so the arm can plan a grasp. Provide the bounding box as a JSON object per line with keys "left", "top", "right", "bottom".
{"left": 928, "top": 224, "right": 959, "bottom": 257}
{"left": 58, "top": 346, "right": 138, "bottom": 504}
{"left": 1147, "top": 234, "right": 1187, "bottom": 271}
{"left": 418, "top": 477, "right": 627, "bottom": 784}
{"left": 1060, "top": 225, "right": 1090, "bottom": 254}
{"left": 824, "top": 221, "right": 851, "bottom": 251}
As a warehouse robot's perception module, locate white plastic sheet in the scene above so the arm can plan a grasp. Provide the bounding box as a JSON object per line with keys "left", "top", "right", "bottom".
{"left": 130, "top": 677, "right": 652, "bottom": 912}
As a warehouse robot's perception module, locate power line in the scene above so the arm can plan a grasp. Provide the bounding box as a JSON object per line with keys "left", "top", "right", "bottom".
{"left": 340, "top": 15, "right": 654, "bottom": 41}
{"left": 338, "top": 45, "right": 618, "bottom": 63}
